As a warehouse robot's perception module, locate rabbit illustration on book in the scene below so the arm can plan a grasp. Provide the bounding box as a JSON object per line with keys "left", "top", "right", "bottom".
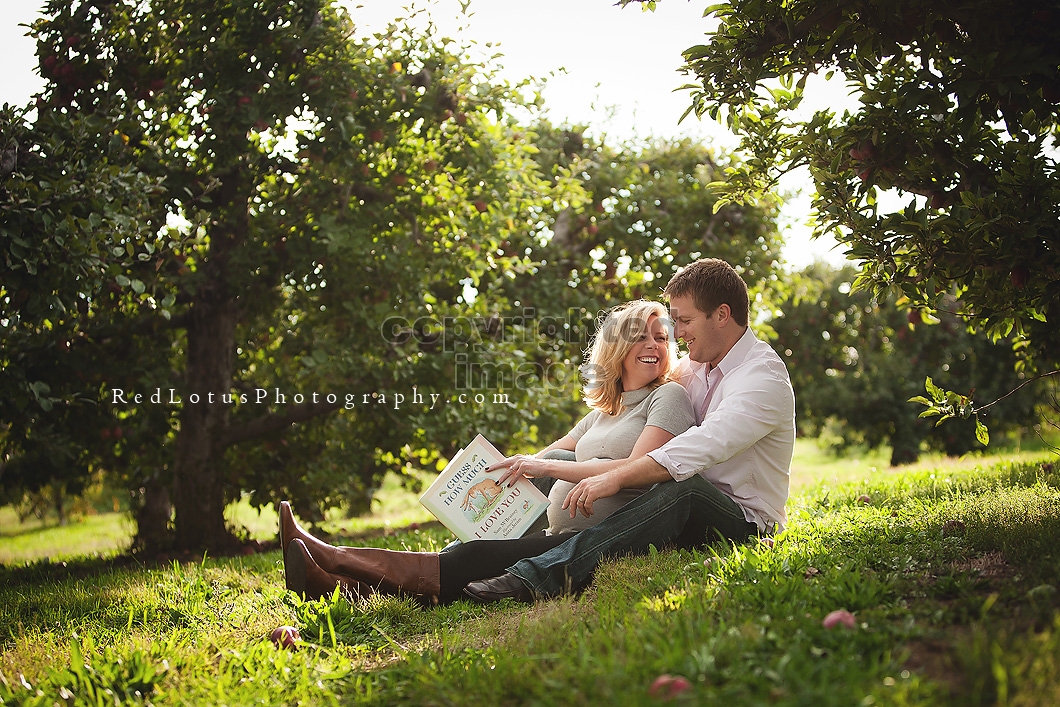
{"left": 460, "top": 478, "right": 503, "bottom": 514}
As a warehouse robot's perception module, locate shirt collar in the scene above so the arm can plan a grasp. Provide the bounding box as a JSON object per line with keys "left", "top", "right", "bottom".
{"left": 621, "top": 386, "right": 654, "bottom": 407}
{"left": 681, "top": 357, "right": 709, "bottom": 384}
{"left": 716, "top": 326, "right": 756, "bottom": 376}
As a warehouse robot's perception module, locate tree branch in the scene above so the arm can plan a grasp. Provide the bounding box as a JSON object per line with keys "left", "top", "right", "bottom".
{"left": 78, "top": 309, "right": 190, "bottom": 344}
{"left": 222, "top": 399, "right": 342, "bottom": 448}
{"left": 974, "top": 369, "right": 1060, "bottom": 414}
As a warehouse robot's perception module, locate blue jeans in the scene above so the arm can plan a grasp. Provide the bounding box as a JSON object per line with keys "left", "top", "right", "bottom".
{"left": 507, "top": 474, "right": 760, "bottom": 597}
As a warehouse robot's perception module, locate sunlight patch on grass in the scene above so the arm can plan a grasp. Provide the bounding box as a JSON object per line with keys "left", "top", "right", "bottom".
{"left": 0, "top": 511, "right": 133, "bottom": 565}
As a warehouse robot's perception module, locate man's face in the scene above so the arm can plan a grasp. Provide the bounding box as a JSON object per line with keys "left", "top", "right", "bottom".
{"left": 668, "top": 294, "right": 722, "bottom": 366}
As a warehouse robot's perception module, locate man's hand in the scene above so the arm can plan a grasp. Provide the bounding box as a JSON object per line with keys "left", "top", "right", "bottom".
{"left": 563, "top": 455, "right": 672, "bottom": 517}
{"left": 562, "top": 472, "right": 622, "bottom": 518}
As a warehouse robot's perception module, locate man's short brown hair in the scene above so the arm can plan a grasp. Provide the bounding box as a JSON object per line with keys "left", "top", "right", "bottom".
{"left": 663, "top": 258, "right": 749, "bottom": 326}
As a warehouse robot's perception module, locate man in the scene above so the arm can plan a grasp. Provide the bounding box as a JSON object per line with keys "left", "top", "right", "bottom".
{"left": 464, "top": 257, "right": 795, "bottom": 602}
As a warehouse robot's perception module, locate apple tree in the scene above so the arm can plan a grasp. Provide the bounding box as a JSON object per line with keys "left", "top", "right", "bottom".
{"left": 1, "top": 101, "right": 167, "bottom": 514}
{"left": 3, "top": 0, "right": 575, "bottom": 553}
{"left": 489, "top": 125, "right": 784, "bottom": 413}
{"left": 774, "top": 262, "right": 1040, "bottom": 464}
{"left": 628, "top": 0, "right": 1059, "bottom": 431}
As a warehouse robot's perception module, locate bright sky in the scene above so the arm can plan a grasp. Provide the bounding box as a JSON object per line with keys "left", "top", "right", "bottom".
{"left": 1, "top": 0, "right": 850, "bottom": 268}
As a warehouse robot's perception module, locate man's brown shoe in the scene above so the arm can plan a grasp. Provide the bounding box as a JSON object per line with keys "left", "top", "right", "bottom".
{"left": 463, "top": 573, "right": 534, "bottom": 604}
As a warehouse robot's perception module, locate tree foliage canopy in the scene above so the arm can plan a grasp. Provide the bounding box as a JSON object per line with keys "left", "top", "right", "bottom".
{"left": 3, "top": 0, "right": 577, "bottom": 550}
{"left": 775, "top": 262, "right": 1040, "bottom": 465}
{"left": 2, "top": 1, "right": 782, "bottom": 553}
{"left": 656, "top": 0, "right": 1059, "bottom": 366}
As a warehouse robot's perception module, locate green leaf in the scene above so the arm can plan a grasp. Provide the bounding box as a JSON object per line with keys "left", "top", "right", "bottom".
{"left": 975, "top": 419, "right": 990, "bottom": 446}
{"left": 924, "top": 376, "right": 942, "bottom": 399}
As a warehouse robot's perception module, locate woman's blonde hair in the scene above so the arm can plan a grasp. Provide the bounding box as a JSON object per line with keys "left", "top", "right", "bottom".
{"left": 582, "top": 300, "right": 675, "bottom": 416}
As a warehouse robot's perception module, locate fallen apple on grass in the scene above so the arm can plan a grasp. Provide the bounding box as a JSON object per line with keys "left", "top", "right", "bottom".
{"left": 649, "top": 674, "right": 691, "bottom": 700}
{"left": 822, "top": 609, "right": 857, "bottom": 630}
{"left": 270, "top": 626, "right": 300, "bottom": 649}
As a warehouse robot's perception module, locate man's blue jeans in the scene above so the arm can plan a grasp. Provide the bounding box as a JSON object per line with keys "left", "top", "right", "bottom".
{"left": 507, "top": 474, "right": 760, "bottom": 597}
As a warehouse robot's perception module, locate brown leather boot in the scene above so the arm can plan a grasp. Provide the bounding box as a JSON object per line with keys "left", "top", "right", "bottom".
{"left": 285, "top": 539, "right": 372, "bottom": 601}
{"left": 279, "top": 501, "right": 351, "bottom": 570}
{"left": 310, "top": 544, "right": 440, "bottom": 600}
{"left": 279, "top": 501, "right": 324, "bottom": 557}
{"left": 280, "top": 501, "right": 440, "bottom": 600}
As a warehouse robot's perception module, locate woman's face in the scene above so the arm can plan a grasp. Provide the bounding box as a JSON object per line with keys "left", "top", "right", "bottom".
{"left": 620, "top": 314, "right": 670, "bottom": 391}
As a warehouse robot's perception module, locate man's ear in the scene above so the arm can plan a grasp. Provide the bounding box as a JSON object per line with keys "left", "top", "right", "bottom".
{"left": 715, "top": 303, "right": 732, "bottom": 324}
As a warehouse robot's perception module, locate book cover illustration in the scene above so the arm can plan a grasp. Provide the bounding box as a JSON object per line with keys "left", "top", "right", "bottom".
{"left": 420, "top": 435, "right": 549, "bottom": 542}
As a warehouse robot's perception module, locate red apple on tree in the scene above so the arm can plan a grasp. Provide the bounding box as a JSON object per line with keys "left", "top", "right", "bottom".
{"left": 1010, "top": 265, "right": 1029, "bottom": 289}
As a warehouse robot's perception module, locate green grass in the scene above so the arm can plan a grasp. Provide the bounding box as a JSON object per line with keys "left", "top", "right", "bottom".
{"left": 2, "top": 444, "right": 1059, "bottom": 705}
{"left": 0, "top": 507, "right": 134, "bottom": 565}
{"left": 0, "top": 470, "right": 440, "bottom": 567}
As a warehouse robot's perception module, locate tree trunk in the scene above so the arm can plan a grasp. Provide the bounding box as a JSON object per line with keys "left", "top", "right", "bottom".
{"left": 133, "top": 470, "right": 173, "bottom": 553}
{"left": 53, "top": 486, "right": 66, "bottom": 526}
{"left": 170, "top": 296, "right": 240, "bottom": 553}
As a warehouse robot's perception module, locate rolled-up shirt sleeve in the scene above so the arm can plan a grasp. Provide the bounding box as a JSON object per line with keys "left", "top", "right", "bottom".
{"left": 649, "top": 366, "right": 793, "bottom": 480}
{"left": 646, "top": 342, "right": 795, "bottom": 531}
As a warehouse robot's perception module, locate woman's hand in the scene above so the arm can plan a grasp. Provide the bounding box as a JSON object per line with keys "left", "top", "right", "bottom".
{"left": 562, "top": 472, "right": 622, "bottom": 518}
{"left": 488, "top": 454, "right": 550, "bottom": 487}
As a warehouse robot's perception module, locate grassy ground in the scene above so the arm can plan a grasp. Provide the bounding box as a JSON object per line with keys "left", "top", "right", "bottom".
{"left": 2, "top": 442, "right": 1059, "bottom": 705}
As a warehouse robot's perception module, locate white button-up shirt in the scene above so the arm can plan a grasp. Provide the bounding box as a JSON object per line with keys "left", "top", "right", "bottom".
{"left": 647, "top": 327, "right": 795, "bottom": 531}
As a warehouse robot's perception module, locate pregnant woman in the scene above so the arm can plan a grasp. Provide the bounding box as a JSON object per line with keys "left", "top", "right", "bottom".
{"left": 281, "top": 299, "right": 694, "bottom": 604}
